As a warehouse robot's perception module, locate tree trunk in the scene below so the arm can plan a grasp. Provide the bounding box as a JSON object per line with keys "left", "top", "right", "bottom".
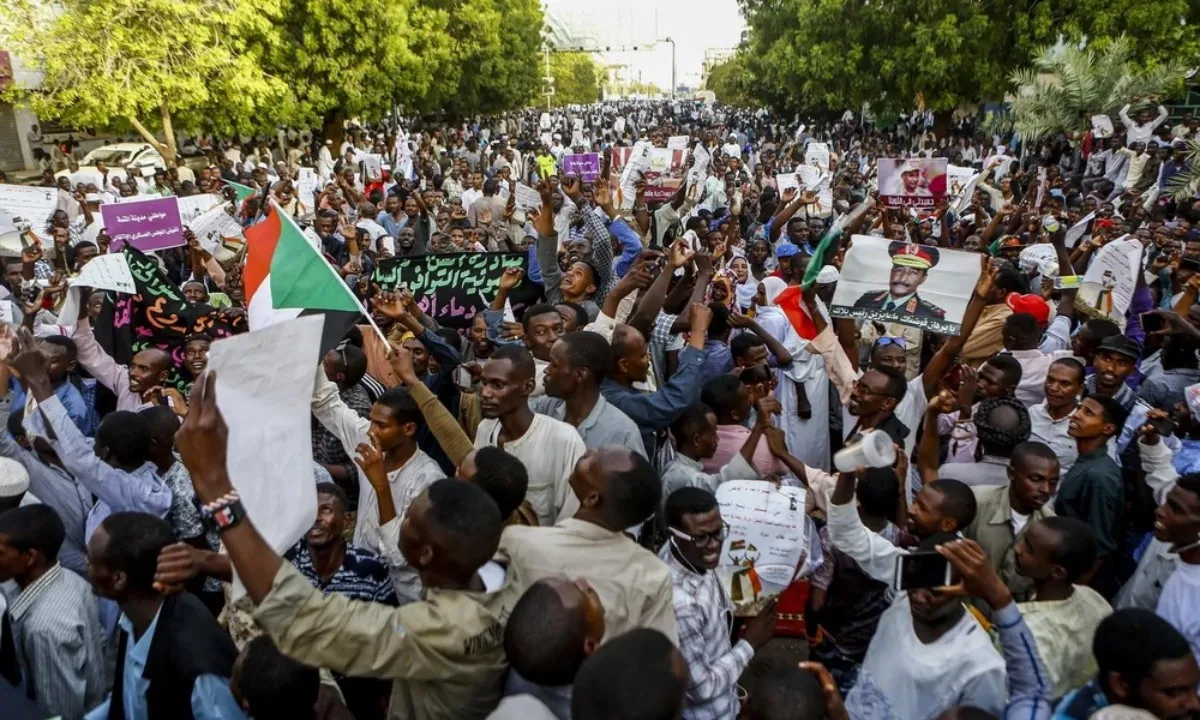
{"left": 160, "top": 103, "right": 178, "bottom": 168}
{"left": 127, "top": 112, "right": 177, "bottom": 168}
{"left": 322, "top": 112, "right": 345, "bottom": 152}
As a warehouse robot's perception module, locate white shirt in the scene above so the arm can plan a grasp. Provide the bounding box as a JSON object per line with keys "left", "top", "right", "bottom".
{"left": 845, "top": 595, "right": 1008, "bottom": 720}
{"left": 475, "top": 413, "right": 586, "bottom": 526}
{"left": 461, "top": 188, "right": 483, "bottom": 213}
{"left": 1155, "top": 560, "right": 1200, "bottom": 661}
{"left": 1029, "top": 401, "right": 1079, "bottom": 474}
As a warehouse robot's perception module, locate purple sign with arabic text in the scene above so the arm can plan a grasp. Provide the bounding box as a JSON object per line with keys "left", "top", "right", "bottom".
{"left": 101, "top": 196, "right": 185, "bottom": 252}
{"left": 562, "top": 153, "right": 601, "bottom": 182}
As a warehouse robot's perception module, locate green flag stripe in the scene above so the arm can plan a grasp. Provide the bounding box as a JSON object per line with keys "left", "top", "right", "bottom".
{"left": 269, "top": 210, "right": 362, "bottom": 314}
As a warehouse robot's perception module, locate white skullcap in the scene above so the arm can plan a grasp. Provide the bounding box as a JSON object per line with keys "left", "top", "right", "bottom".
{"left": 816, "top": 265, "right": 841, "bottom": 284}
{"left": 0, "top": 456, "right": 30, "bottom": 498}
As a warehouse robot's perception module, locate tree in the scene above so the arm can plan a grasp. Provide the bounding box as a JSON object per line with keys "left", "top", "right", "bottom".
{"left": 1165, "top": 138, "right": 1200, "bottom": 202}
{"left": 407, "top": 0, "right": 543, "bottom": 117}
{"left": 548, "top": 52, "right": 603, "bottom": 107}
{"left": 705, "top": 56, "right": 754, "bottom": 107}
{"left": 736, "top": 0, "right": 1199, "bottom": 116}
{"left": 262, "top": 0, "right": 436, "bottom": 144}
{"left": 0, "top": 0, "right": 290, "bottom": 165}
{"left": 1009, "top": 37, "right": 1190, "bottom": 141}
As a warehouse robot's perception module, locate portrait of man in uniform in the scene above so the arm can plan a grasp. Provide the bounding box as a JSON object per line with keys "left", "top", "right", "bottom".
{"left": 885, "top": 158, "right": 933, "bottom": 198}
{"left": 852, "top": 241, "right": 947, "bottom": 319}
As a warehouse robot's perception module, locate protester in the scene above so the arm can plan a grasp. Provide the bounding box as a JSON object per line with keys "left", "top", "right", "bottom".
{"left": 4, "top": 95, "right": 1200, "bottom": 720}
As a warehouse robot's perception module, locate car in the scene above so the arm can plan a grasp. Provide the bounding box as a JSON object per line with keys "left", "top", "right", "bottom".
{"left": 54, "top": 142, "right": 167, "bottom": 186}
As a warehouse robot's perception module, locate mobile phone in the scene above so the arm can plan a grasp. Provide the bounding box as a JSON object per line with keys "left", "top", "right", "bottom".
{"left": 453, "top": 366, "right": 473, "bottom": 391}
{"left": 1142, "top": 312, "right": 1166, "bottom": 334}
{"left": 894, "top": 552, "right": 953, "bottom": 591}
{"left": 1149, "top": 416, "right": 1177, "bottom": 437}
{"left": 1181, "top": 256, "right": 1200, "bottom": 273}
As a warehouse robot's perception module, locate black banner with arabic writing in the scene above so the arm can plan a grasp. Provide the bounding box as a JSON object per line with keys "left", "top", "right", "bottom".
{"left": 93, "top": 247, "right": 245, "bottom": 392}
{"left": 372, "top": 252, "right": 543, "bottom": 329}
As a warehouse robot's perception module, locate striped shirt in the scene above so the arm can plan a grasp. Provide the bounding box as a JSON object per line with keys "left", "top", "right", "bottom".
{"left": 285, "top": 539, "right": 398, "bottom": 606}
{"left": 9, "top": 564, "right": 107, "bottom": 719}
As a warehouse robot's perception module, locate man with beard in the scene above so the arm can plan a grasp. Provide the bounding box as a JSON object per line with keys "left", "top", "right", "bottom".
{"left": 474, "top": 345, "right": 585, "bottom": 526}
{"left": 71, "top": 312, "right": 172, "bottom": 411}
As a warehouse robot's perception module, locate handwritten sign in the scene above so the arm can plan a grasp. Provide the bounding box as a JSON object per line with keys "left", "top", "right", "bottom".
{"left": 666, "top": 135, "right": 689, "bottom": 151}
{"left": 71, "top": 252, "right": 135, "bottom": 294}
{"left": 373, "top": 252, "right": 536, "bottom": 329}
{"left": 715, "top": 480, "right": 809, "bottom": 616}
{"left": 101, "top": 196, "right": 185, "bottom": 252}
{"left": 562, "top": 153, "right": 600, "bottom": 182}
{"left": 514, "top": 183, "right": 543, "bottom": 211}
{"left": 0, "top": 184, "right": 57, "bottom": 230}
{"left": 297, "top": 167, "right": 317, "bottom": 215}
{"left": 775, "top": 173, "right": 800, "bottom": 194}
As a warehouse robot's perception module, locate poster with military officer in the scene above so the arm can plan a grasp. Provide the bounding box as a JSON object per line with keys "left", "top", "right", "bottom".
{"left": 830, "top": 235, "right": 981, "bottom": 334}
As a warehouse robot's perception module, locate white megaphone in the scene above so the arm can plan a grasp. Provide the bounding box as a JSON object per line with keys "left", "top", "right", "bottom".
{"left": 833, "top": 428, "right": 897, "bottom": 473}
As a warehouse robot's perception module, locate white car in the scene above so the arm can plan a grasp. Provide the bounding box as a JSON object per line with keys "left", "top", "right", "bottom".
{"left": 55, "top": 142, "right": 167, "bottom": 186}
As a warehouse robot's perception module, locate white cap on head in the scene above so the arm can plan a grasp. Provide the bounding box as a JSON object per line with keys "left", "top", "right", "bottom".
{"left": 0, "top": 456, "right": 30, "bottom": 499}
{"left": 900, "top": 158, "right": 922, "bottom": 173}
{"left": 816, "top": 265, "right": 841, "bottom": 284}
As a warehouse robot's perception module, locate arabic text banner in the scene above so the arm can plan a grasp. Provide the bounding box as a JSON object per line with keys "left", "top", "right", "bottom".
{"left": 101, "top": 196, "right": 185, "bottom": 251}
{"left": 373, "top": 252, "right": 541, "bottom": 329}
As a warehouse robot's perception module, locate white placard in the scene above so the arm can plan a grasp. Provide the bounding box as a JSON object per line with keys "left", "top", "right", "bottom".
{"left": 70, "top": 252, "right": 135, "bottom": 294}
{"left": 1064, "top": 211, "right": 1095, "bottom": 249}
{"left": 947, "top": 164, "right": 976, "bottom": 201}
{"left": 716, "top": 480, "right": 809, "bottom": 616}
{"left": 666, "top": 135, "right": 689, "bottom": 151}
{"left": 187, "top": 206, "right": 245, "bottom": 255}
{"left": 1091, "top": 115, "right": 1115, "bottom": 139}
{"left": 514, "top": 183, "right": 543, "bottom": 211}
{"left": 1075, "top": 236, "right": 1142, "bottom": 328}
{"left": 775, "top": 173, "right": 800, "bottom": 194}
{"left": 297, "top": 167, "right": 317, "bottom": 213}
{"left": 1018, "top": 243, "right": 1059, "bottom": 275}
{"left": 0, "top": 184, "right": 57, "bottom": 229}
{"left": 362, "top": 154, "right": 384, "bottom": 180}
{"left": 830, "top": 234, "right": 982, "bottom": 335}
{"left": 804, "top": 142, "right": 830, "bottom": 170}
{"left": 176, "top": 193, "right": 224, "bottom": 223}
{"left": 207, "top": 315, "right": 323, "bottom": 599}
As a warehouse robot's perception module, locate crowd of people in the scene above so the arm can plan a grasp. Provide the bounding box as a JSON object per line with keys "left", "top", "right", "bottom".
{"left": 0, "top": 96, "right": 1197, "bottom": 720}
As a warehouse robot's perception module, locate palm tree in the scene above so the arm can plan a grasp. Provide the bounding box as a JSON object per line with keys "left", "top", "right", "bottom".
{"left": 1008, "top": 36, "right": 1189, "bottom": 142}
{"left": 1165, "top": 138, "right": 1200, "bottom": 202}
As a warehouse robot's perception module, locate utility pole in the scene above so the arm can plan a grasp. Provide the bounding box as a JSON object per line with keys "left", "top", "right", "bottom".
{"left": 543, "top": 45, "right": 554, "bottom": 110}
{"left": 661, "top": 37, "right": 676, "bottom": 98}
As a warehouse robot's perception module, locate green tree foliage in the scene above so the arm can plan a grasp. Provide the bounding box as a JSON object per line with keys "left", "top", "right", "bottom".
{"left": 2, "top": 0, "right": 545, "bottom": 149}
{"left": 705, "top": 56, "right": 754, "bottom": 107}
{"left": 1009, "top": 36, "right": 1189, "bottom": 141}
{"left": 264, "top": 0, "right": 433, "bottom": 141}
{"left": 407, "top": 0, "right": 544, "bottom": 117}
{"left": 548, "top": 52, "right": 604, "bottom": 107}
{"left": 0, "top": 0, "right": 289, "bottom": 163}
{"left": 737, "top": 0, "right": 1199, "bottom": 115}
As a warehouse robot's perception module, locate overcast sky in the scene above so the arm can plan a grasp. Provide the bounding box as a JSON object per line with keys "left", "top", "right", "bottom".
{"left": 544, "top": 0, "right": 746, "bottom": 90}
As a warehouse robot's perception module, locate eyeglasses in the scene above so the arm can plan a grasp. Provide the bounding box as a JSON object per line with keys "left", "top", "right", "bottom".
{"left": 875, "top": 336, "right": 907, "bottom": 349}
{"left": 668, "top": 523, "right": 730, "bottom": 546}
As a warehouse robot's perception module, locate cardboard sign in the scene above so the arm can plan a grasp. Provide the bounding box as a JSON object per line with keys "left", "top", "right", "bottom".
{"left": 0, "top": 184, "right": 57, "bottom": 230}
{"left": 562, "top": 153, "right": 601, "bottom": 182}
{"left": 830, "top": 235, "right": 982, "bottom": 334}
{"left": 101, "top": 196, "right": 185, "bottom": 251}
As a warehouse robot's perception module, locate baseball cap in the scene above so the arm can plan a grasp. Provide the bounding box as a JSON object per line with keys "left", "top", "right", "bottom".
{"left": 775, "top": 242, "right": 801, "bottom": 259}
{"left": 1005, "top": 293, "right": 1050, "bottom": 327}
{"left": 1096, "top": 335, "right": 1142, "bottom": 362}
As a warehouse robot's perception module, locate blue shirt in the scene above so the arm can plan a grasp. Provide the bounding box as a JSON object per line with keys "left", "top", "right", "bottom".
{"left": 84, "top": 607, "right": 245, "bottom": 720}
{"left": 601, "top": 345, "right": 708, "bottom": 457}
{"left": 285, "top": 538, "right": 398, "bottom": 605}
{"left": 9, "top": 377, "right": 94, "bottom": 436}
{"left": 698, "top": 339, "right": 734, "bottom": 386}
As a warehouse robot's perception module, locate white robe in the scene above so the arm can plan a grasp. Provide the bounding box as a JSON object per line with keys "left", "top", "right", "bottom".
{"left": 754, "top": 306, "right": 831, "bottom": 471}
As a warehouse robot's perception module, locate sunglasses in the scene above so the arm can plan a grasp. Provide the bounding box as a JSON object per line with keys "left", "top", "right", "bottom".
{"left": 875, "top": 336, "right": 907, "bottom": 349}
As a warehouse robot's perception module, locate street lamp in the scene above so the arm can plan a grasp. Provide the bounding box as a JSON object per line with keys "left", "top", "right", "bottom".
{"left": 661, "top": 37, "right": 675, "bottom": 98}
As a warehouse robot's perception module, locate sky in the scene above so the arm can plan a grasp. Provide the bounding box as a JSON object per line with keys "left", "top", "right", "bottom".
{"left": 543, "top": 0, "right": 746, "bottom": 91}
